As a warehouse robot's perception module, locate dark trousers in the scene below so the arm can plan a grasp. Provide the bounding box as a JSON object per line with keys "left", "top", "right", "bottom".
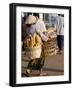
{"left": 27, "top": 58, "right": 45, "bottom": 70}
{"left": 57, "top": 35, "right": 64, "bottom": 50}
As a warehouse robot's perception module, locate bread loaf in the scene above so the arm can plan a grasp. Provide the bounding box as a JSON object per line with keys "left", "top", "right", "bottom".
{"left": 24, "top": 33, "right": 42, "bottom": 48}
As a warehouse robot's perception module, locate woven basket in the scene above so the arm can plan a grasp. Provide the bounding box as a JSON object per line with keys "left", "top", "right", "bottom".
{"left": 42, "top": 37, "right": 57, "bottom": 57}
{"left": 24, "top": 45, "right": 42, "bottom": 59}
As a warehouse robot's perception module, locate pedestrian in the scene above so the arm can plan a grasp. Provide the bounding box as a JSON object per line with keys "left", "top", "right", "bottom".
{"left": 23, "top": 15, "right": 49, "bottom": 76}
{"left": 56, "top": 14, "right": 64, "bottom": 54}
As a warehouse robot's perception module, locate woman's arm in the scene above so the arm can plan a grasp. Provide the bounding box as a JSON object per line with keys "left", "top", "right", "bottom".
{"left": 36, "top": 29, "right": 48, "bottom": 42}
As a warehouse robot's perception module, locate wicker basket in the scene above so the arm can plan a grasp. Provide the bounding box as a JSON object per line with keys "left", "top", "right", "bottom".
{"left": 42, "top": 37, "right": 57, "bottom": 57}
{"left": 24, "top": 45, "right": 42, "bottom": 59}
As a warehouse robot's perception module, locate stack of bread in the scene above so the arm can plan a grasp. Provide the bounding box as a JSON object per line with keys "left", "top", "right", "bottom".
{"left": 23, "top": 33, "right": 42, "bottom": 59}
{"left": 23, "top": 33, "right": 42, "bottom": 48}
{"left": 22, "top": 27, "right": 58, "bottom": 59}
{"left": 43, "top": 27, "right": 58, "bottom": 57}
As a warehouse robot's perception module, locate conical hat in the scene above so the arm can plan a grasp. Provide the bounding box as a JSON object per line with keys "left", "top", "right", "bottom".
{"left": 25, "top": 15, "right": 36, "bottom": 24}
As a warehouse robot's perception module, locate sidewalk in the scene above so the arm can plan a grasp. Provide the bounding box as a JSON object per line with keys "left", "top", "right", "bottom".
{"left": 22, "top": 53, "right": 64, "bottom": 77}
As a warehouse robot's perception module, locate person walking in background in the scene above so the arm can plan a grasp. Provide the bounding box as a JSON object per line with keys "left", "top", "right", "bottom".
{"left": 56, "top": 14, "right": 64, "bottom": 54}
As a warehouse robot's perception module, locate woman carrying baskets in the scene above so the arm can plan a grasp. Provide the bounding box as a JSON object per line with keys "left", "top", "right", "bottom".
{"left": 23, "top": 15, "right": 48, "bottom": 76}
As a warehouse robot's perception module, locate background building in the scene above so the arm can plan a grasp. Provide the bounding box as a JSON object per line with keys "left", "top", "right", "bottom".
{"left": 21, "top": 12, "right": 58, "bottom": 29}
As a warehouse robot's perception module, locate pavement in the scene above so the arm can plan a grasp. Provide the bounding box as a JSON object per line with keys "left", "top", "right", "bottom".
{"left": 42, "top": 53, "right": 64, "bottom": 76}
{"left": 22, "top": 52, "right": 64, "bottom": 77}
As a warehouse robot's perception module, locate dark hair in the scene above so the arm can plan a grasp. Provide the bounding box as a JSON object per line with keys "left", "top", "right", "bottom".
{"left": 26, "top": 24, "right": 31, "bottom": 27}
{"left": 58, "top": 14, "right": 64, "bottom": 17}
{"left": 27, "top": 13, "right": 32, "bottom": 16}
{"left": 33, "top": 13, "right": 39, "bottom": 18}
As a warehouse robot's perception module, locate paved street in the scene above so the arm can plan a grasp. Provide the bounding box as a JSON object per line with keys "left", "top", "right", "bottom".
{"left": 22, "top": 53, "right": 64, "bottom": 77}
{"left": 42, "top": 53, "right": 64, "bottom": 76}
